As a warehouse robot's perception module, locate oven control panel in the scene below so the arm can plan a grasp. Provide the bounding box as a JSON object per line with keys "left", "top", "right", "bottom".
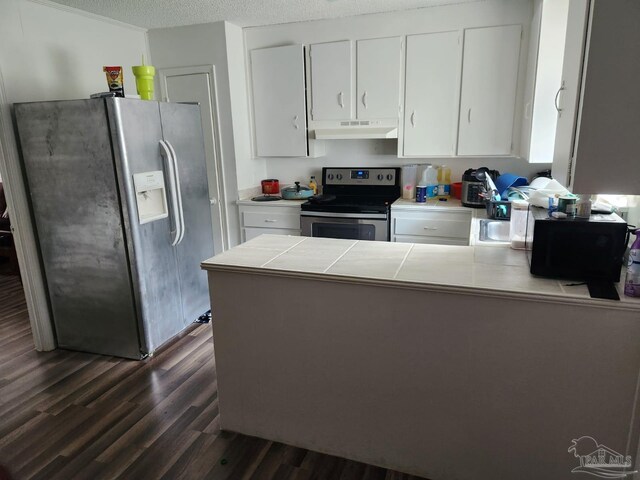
{"left": 324, "top": 168, "right": 397, "bottom": 186}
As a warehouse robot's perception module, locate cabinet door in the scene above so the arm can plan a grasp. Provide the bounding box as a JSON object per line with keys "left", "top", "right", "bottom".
{"left": 356, "top": 37, "right": 401, "bottom": 120}
{"left": 310, "top": 41, "right": 352, "bottom": 120}
{"left": 403, "top": 31, "right": 461, "bottom": 156}
{"left": 551, "top": 0, "right": 589, "bottom": 185}
{"left": 251, "top": 45, "right": 308, "bottom": 157}
{"left": 570, "top": 0, "right": 640, "bottom": 194}
{"left": 458, "top": 25, "right": 522, "bottom": 156}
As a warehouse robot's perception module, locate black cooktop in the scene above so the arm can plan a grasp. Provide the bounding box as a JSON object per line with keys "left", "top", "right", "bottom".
{"left": 301, "top": 195, "right": 396, "bottom": 214}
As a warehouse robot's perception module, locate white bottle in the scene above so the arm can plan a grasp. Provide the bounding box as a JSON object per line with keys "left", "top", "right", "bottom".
{"left": 423, "top": 166, "right": 438, "bottom": 198}
{"left": 576, "top": 194, "right": 592, "bottom": 218}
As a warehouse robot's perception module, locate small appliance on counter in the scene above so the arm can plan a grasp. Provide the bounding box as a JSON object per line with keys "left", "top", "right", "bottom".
{"left": 525, "top": 207, "right": 628, "bottom": 300}
{"left": 281, "top": 182, "right": 314, "bottom": 200}
{"left": 461, "top": 168, "right": 500, "bottom": 208}
{"left": 252, "top": 179, "right": 282, "bottom": 201}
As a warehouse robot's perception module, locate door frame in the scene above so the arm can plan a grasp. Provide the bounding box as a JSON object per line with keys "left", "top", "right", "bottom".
{"left": 158, "top": 65, "right": 229, "bottom": 253}
{"left": 0, "top": 67, "right": 56, "bottom": 351}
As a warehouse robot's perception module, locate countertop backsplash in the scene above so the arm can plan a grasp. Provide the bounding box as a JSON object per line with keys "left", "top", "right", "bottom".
{"left": 262, "top": 140, "right": 551, "bottom": 186}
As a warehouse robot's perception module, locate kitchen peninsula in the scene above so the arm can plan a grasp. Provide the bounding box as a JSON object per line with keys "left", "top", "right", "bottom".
{"left": 202, "top": 235, "right": 640, "bottom": 480}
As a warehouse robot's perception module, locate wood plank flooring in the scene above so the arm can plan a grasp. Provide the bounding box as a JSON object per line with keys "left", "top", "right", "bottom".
{"left": 0, "top": 274, "right": 427, "bottom": 480}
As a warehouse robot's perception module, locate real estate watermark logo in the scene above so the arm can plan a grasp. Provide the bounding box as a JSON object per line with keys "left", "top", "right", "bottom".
{"left": 568, "top": 436, "right": 637, "bottom": 478}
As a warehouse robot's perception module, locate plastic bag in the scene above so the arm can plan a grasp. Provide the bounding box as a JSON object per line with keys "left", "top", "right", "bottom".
{"left": 527, "top": 179, "right": 572, "bottom": 209}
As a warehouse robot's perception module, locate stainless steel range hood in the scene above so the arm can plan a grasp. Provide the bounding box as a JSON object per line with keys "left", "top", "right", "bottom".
{"left": 311, "top": 120, "right": 398, "bottom": 140}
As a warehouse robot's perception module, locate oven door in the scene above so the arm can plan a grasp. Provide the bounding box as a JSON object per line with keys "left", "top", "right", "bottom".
{"left": 300, "top": 212, "right": 389, "bottom": 241}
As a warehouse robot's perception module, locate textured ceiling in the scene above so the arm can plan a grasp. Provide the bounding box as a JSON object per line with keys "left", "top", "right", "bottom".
{"left": 47, "top": 0, "right": 483, "bottom": 29}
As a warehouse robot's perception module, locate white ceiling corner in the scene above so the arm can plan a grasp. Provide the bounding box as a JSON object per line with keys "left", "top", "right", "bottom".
{"left": 44, "top": 0, "right": 485, "bottom": 29}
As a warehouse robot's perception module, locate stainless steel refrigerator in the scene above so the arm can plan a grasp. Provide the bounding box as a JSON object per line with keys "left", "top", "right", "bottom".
{"left": 14, "top": 98, "right": 214, "bottom": 359}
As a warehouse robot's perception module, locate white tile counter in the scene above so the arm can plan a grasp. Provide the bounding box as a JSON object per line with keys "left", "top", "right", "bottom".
{"left": 202, "top": 234, "right": 640, "bottom": 480}
{"left": 202, "top": 234, "right": 640, "bottom": 310}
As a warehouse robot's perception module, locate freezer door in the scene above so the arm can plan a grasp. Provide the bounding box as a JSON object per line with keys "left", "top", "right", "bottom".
{"left": 106, "top": 98, "right": 183, "bottom": 354}
{"left": 14, "top": 99, "right": 142, "bottom": 359}
{"left": 159, "top": 102, "right": 214, "bottom": 324}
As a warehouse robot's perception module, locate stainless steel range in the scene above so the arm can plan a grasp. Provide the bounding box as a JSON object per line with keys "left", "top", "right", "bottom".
{"left": 300, "top": 167, "right": 400, "bottom": 241}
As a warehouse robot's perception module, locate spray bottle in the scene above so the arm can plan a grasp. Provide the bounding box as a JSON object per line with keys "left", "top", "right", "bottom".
{"left": 625, "top": 229, "right": 640, "bottom": 297}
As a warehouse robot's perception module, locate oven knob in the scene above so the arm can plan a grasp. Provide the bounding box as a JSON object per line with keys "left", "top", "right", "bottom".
{"left": 377, "top": 174, "right": 383, "bottom": 181}
{"left": 386, "top": 174, "right": 393, "bottom": 181}
{"left": 327, "top": 174, "right": 334, "bottom": 180}
{"left": 336, "top": 173, "right": 343, "bottom": 180}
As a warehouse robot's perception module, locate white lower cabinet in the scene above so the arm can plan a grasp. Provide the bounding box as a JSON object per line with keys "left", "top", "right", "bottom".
{"left": 239, "top": 204, "right": 301, "bottom": 242}
{"left": 391, "top": 208, "right": 472, "bottom": 245}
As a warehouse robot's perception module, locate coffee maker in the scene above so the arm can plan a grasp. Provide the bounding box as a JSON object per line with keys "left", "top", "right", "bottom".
{"left": 461, "top": 168, "right": 499, "bottom": 208}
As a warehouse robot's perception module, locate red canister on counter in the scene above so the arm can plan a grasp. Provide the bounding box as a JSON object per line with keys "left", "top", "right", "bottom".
{"left": 261, "top": 179, "right": 280, "bottom": 195}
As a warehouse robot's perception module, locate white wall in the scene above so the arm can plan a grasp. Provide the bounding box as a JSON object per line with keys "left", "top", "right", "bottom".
{"left": 148, "top": 21, "right": 262, "bottom": 247}
{"left": 244, "top": 0, "right": 551, "bottom": 187}
{"left": 225, "top": 23, "right": 265, "bottom": 191}
{"left": 0, "top": 0, "right": 148, "bottom": 103}
{"left": 0, "top": 0, "right": 150, "bottom": 350}
{"left": 265, "top": 140, "right": 551, "bottom": 188}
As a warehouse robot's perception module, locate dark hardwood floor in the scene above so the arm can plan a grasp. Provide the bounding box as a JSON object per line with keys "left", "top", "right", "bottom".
{"left": 0, "top": 274, "right": 426, "bottom": 480}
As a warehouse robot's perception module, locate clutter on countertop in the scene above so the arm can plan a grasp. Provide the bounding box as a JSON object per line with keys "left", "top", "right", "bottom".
{"left": 281, "top": 181, "right": 314, "bottom": 200}
{"left": 252, "top": 179, "right": 282, "bottom": 201}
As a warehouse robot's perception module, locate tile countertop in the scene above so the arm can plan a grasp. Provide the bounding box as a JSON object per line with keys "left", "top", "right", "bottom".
{"left": 202, "top": 235, "right": 640, "bottom": 311}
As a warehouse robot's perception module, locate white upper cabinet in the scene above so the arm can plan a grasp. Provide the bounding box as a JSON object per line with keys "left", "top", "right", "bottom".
{"left": 402, "top": 31, "right": 461, "bottom": 157}
{"left": 356, "top": 37, "right": 402, "bottom": 120}
{"left": 567, "top": 0, "right": 640, "bottom": 194}
{"left": 551, "top": 0, "right": 589, "bottom": 184}
{"left": 310, "top": 37, "right": 401, "bottom": 123}
{"left": 251, "top": 44, "right": 308, "bottom": 157}
{"left": 527, "top": 0, "right": 571, "bottom": 164}
{"left": 457, "top": 25, "right": 522, "bottom": 156}
{"left": 310, "top": 41, "right": 353, "bottom": 121}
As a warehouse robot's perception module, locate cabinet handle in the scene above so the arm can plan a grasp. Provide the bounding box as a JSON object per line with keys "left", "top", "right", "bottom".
{"left": 410, "top": 111, "right": 416, "bottom": 127}
{"left": 293, "top": 115, "right": 299, "bottom": 129}
{"left": 338, "top": 92, "right": 344, "bottom": 108}
{"left": 467, "top": 108, "right": 472, "bottom": 124}
{"left": 554, "top": 81, "right": 566, "bottom": 114}
{"left": 362, "top": 91, "right": 368, "bottom": 108}
{"left": 264, "top": 219, "right": 277, "bottom": 223}
{"left": 423, "top": 226, "right": 438, "bottom": 231}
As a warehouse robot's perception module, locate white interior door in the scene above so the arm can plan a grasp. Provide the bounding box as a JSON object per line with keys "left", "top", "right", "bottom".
{"left": 403, "top": 31, "right": 461, "bottom": 156}
{"left": 356, "top": 37, "right": 401, "bottom": 120}
{"left": 159, "top": 66, "right": 227, "bottom": 254}
{"left": 457, "top": 25, "right": 522, "bottom": 156}
{"left": 310, "top": 41, "right": 353, "bottom": 120}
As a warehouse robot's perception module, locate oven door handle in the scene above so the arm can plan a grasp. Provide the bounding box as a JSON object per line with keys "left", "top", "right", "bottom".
{"left": 300, "top": 211, "right": 388, "bottom": 220}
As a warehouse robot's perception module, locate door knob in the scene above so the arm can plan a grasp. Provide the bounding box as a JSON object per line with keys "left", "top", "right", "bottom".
{"left": 210, "top": 198, "right": 217, "bottom": 205}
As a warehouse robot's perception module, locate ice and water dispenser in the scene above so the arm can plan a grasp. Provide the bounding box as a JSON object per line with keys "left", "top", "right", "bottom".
{"left": 133, "top": 171, "right": 169, "bottom": 224}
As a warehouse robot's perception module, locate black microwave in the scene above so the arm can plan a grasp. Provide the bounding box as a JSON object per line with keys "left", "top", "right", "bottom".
{"left": 525, "top": 208, "right": 628, "bottom": 283}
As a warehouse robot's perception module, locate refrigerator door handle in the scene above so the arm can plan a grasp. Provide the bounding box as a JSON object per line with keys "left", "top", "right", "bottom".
{"left": 165, "top": 140, "right": 186, "bottom": 245}
{"left": 159, "top": 140, "right": 182, "bottom": 246}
